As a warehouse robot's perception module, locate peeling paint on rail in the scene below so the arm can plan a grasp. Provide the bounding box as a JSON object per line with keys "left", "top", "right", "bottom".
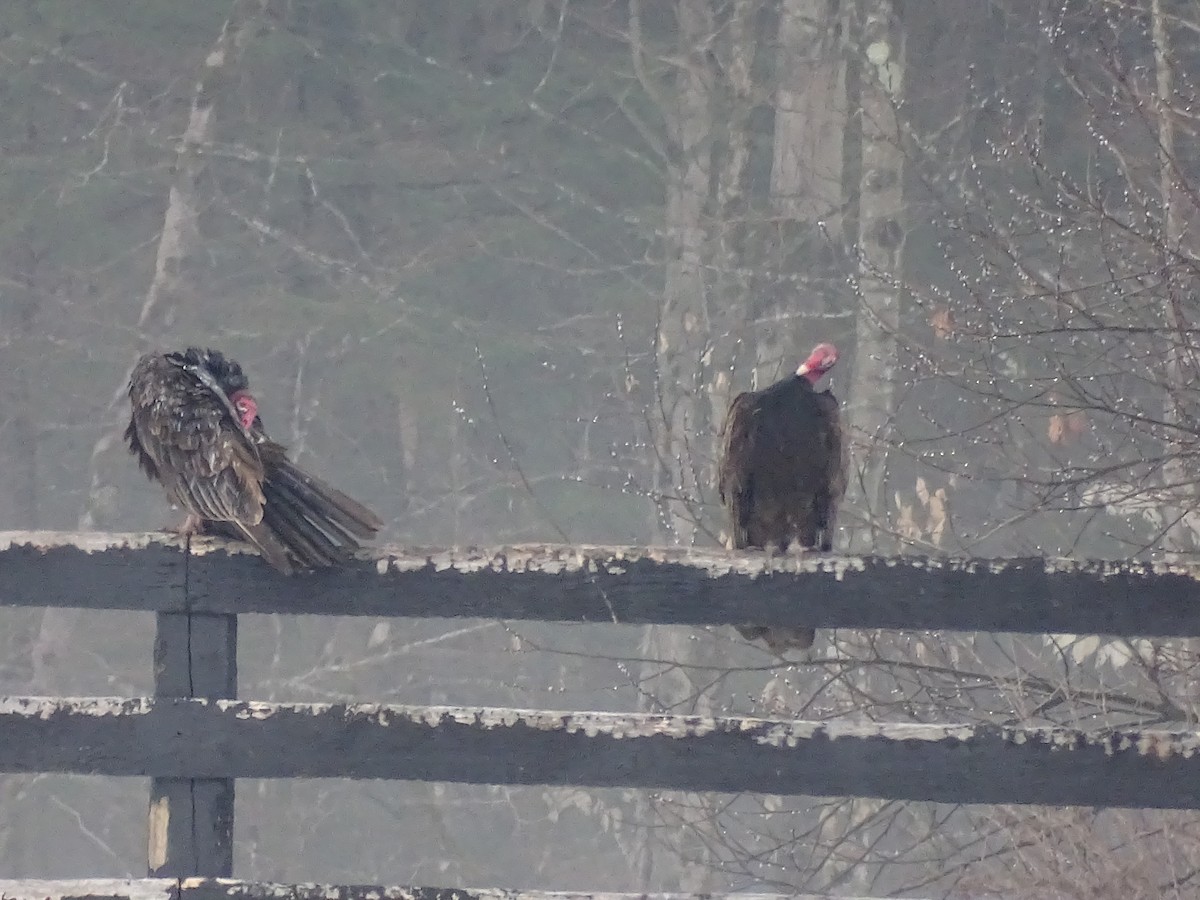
{"left": 2, "top": 530, "right": 1197, "bottom": 581}
{"left": 5, "top": 531, "right": 1200, "bottom": 637}
{"left": 0, "top": 880, "right": 176, "bottom": 900}
{"left": 0, "top": 696, "right": 154, "bottom": 718}
{"left": 6, "top": 695, "right": 1200, "bottom": 760}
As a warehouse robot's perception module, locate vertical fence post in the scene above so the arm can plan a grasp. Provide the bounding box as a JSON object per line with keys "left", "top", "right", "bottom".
{"left": 148, "top": 599, "right": 237, "bottom": 877}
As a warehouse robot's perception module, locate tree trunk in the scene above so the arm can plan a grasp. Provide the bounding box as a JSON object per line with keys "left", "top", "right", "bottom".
{"left": 634, "top": 0, "right": 763, "bottom": 890}
{"left": 712, "top": 0, "right": 764, "bottom": 402}
{"left": 844, "top": 0, "right": 905, "bottom": 554}
{"left": 748, "top": 0, "right": 850, "bottom": 395}
{"left": 771, "top": 0, "right": 848, "bottom": 225}
{"left": 644, "top": 0, "right": 717, "bottom": 548}
{"left": 1152, "top": 0, "right": 1198, "bottom": 560}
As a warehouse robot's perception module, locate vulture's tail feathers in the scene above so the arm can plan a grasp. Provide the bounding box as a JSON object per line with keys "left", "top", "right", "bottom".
{"left": 267, "top": 457, "right": 383, "bottom": 541}
{"left": 244, "top": 455, "right": 383, "bottom": 571}
{"left": 261, "top": 487, "right": 348, "bottom": 570}
{"left": 234, "top": 521, "right": 298, "bottom": 575}
{"left": 199, "top": 453, "right": 383, "bottom": 574}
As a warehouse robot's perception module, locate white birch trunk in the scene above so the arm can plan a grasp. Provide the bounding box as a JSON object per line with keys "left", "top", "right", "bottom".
{"left": 645, "top": 0, "right": 715, "bottom": 549}
{"left": 756, "top": 0, "right": 849, "bottom": 389}
{"left": 772, "top": 0, "right": 847, "bottom": 223}
{"left": 844, "top": 0, "right": 904, "bottom": 554}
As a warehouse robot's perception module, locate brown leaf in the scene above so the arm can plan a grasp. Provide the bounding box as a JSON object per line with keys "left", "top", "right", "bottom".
{"left": 1048, "top": 414, "right": 1066, "bottom": 445}
{"left": 930, "top": 307, "right": 955, "bottom": 339}
{"left": 1049, "top": 411, "right": 1088, "bottom": 445}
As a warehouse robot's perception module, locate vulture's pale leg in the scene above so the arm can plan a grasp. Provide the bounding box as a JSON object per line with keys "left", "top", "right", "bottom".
{"left": 166, "top": 512, "right": 205, "bottom": 536}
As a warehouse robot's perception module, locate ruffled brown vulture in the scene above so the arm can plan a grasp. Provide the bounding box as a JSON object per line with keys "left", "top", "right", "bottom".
{"left": 717, "top": 342, "right": 847, "bottom": 652}
{"left": 126, "top": 348, "right": 383, "bottom": 574}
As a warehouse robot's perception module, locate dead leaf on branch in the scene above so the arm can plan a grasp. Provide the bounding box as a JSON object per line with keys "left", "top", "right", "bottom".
{"left": 930, "top": 307, "right": 955, "bottom": 339}
{"left": 897, "top": 476, "right": 950, "bottom": 547}
{"left": 927, "top": 486, "right": 948, "bottom": 546}
{"left": 1048, "top": 410, "right": 1088, "bottom": 445}
{"left": 1048, "top": 414, "right": 1066, "bottom": 445}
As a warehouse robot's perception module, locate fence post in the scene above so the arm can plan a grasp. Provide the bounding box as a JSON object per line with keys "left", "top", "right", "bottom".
{"left": 147, "top": 604, "right": 237, "bottom": 877}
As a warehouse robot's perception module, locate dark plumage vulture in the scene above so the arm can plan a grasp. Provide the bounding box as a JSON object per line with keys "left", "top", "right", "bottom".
{"left": 126, "top": 347, "right": 383, "bottom": 574}
{"left": 717, "top": 342, "right": 848, "bottom": 652}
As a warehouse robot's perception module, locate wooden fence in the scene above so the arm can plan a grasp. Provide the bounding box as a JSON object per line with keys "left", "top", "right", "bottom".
{"left": 2, "top": 531, "right": 1200, "bottom": 897}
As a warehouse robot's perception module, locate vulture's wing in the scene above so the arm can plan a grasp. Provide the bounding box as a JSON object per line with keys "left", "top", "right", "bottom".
{"left": 718, "top": 391, "right": 760, "bottom": 548}
{"left": 126, "top": 352, "right": 267, "bottom": 526}
{"left": 810, "top": 388, "right": 847, "bottom": 552}
{"left": 816, "top": 390, "right": 847, "bottom": 504}
{"left": 237, "top": 431, "right": 384, "bottom": 569}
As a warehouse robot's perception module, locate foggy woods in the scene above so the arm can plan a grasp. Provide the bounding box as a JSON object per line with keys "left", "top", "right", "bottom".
{"left": 3, "top": 1, "right": 1200, "bottom": 897}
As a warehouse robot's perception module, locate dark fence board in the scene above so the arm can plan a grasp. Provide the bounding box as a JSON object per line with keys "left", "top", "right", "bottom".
{"left": 2, "top": 531, "right": 1200, "bottom": 636}
{"left": 153, "top": 613, "right": 237, "bottom": 698}
{"left": 0, "top": 532, "right": 186, "bottom": 611}
{"left": 1, "top": 696, "right": 1199, "bottom": 809}
{"left": 149, "top": 611, "right": 237, "bottom": 877}
{"left": 0, "top": 878, "right": 875, "bottom": 900}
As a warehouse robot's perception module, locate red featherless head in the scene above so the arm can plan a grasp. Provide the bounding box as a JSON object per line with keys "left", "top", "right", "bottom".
{"left": 231, "top": 391, "right": 258, "bottom": 429}
{"left": 796, "top": 343, "right": 838, "bottom": 383}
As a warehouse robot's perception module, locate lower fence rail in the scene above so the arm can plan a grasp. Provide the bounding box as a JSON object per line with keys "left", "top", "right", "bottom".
{"left": 3, "top": 696, "right": 1200, "bottom": 808}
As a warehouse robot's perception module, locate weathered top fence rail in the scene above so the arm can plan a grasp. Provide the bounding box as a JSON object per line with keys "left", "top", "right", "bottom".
{"left": 2, "top": 531, "right": 1199, "bottom": 635}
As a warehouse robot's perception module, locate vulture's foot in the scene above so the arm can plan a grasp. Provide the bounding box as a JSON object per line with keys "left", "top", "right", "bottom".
{"left": 166, "top": 512, "right": 205, "bottom": 537}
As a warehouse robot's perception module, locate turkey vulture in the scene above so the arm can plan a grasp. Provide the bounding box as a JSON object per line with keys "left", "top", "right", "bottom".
{"left": 126, "top": 347, "right": 383, "bottom": 574}
{"left": 717, "top": 342, "right": 848, "bottom": 652}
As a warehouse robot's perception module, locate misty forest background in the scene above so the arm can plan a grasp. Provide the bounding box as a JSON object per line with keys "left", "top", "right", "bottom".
{"left": 3, "top": 1, "right": 1200, "bottom": 897}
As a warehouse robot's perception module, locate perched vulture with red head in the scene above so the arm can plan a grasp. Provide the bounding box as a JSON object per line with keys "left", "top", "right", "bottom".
{"left": 718, "top": 342, "right": 848, "bottom": 652}
{"left": 126, "top": 347, "right": 383, "bottom": 574}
